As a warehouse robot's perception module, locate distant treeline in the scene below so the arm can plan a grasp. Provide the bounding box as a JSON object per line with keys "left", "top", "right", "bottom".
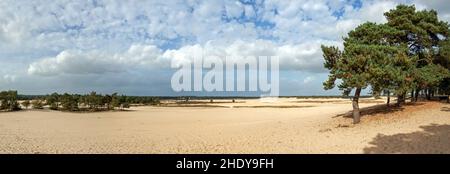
{"left": 1, "top": 90, "right": 160, "bottom": 112}
{"left": 293, "top": 96, "right": 374, "bottom": 99}
{"left": 17, "top": 95, "right": 261, "bottom": 100}
{"left": 21, "top": 95, "right": 375, "bottom": 101}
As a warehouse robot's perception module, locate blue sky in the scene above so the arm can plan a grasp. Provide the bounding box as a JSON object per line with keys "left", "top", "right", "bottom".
{"left": 0, "top": 0, "right": 449, "bottom": 96}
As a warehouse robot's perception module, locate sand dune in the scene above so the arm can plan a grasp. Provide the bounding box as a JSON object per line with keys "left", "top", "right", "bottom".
{"left": 0, "top": 98, "right": 449, "bottom": 154}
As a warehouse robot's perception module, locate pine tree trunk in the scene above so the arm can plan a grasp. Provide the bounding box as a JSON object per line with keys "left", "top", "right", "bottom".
{"left": 411, "top": 90, "right": 414, "bottom": 102}
{"left": 415, "top": 89, "right": 419, "bottom": 102}
{"left": 396, "top": 94, "right": 404, "bottom": 107}
{"left": 387, "top": 91, "right": 390, "bottom": 107}
{"left": 352, "top": 88, "right": 362, "bottom": 124}
{"left": 403, "top": 93, "right": 406, "bottom": 103}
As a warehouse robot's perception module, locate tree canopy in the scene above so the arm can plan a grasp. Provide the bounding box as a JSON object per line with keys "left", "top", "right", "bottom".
{"left": 322, "top": 4, "right": 450, "bottom": 124}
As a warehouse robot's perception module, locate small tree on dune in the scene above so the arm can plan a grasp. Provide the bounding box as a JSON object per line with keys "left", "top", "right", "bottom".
{"left": 87, "top": 91, "right": 102, "bottom": 111}
{"left": 31, "top": 99, "right": 44, "bottom": 109}
{"left": 119, "top": 95, "right": 128, "bottom": 110}
{"left": 0, "top": 90, "right": 20, "bottom": 111}
{"left": 61, "top": 93, "right": 79, "bottom": 111}
{"left": 47, "top": 92, "right": 60, "bottom": 110}
{"left": 111, "top": 93, "right": 120, "bottom": 110}
{"left": 121, "top": 102, "right": 130, "bottom": 110}
{"left": 103, "top": 94, "right": 113, "bottom": 110}
{"left": 22, "top": 100, "right": 30, "bottom": 109}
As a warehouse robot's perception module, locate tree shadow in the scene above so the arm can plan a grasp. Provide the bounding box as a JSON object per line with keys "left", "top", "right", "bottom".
{"left": 441, "top": 107, "right": 450, "bottom": 112}
{"left": 334, "top": 103, "right": 425, "bottom": 118}
{"left": 363, "top": 124, "right": 450, "bottom": 154}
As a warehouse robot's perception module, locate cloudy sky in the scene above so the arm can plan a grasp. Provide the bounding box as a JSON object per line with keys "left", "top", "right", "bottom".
{"left": 0, "top": 0, "right": 449, "bottom": 96}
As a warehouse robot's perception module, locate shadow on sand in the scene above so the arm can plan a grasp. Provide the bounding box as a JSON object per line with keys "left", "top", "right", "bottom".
{"left": 334, "top": 103, "right": 425, "bottom": 118}
{"left": 363, "top": 124, "right": 450, "bottom": 154}
{"left": 441, "top": 107, "right": 450, "bottom": 112}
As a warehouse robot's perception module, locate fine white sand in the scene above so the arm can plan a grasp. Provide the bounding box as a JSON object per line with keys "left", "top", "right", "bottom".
{"left": 0, "top": 97, "right": 449, "bottom": 154}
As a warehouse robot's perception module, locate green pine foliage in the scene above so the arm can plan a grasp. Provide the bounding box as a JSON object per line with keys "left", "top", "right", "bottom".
{"left": 0, "top": 90, "right": 21, "bottom": 111}
{"left": 322, "top": 4, "right": 450, "bottom": 124}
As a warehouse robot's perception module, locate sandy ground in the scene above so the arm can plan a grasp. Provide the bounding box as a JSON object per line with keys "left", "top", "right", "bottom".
{"left": 0, "top": 97, "right": 449, "bottom": 154}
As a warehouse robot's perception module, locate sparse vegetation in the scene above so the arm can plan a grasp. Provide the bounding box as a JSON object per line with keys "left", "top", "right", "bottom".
{"left": 0, "top": 90, "right": 20, "bottom": 111}
{"left": 1, "top": 90, "right": 160, "bottom": 113}
{"left": 31, "top": 100, "right": 44, "bottom": 109}
{"left": 21, "top": 100, "right": 30, "bottom": 109}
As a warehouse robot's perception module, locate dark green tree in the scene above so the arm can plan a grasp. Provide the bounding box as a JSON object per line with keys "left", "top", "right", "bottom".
{"left": 103, "top": 94, "right": 113, "bottom": 110}
{"left": 60, "top": 93, "right": 79, "bottom": 111}
{"left": 111, "top": 93, "right": 120, "bottom": 109}
{"left": 0, "top": 90, "right": 20, "bottom": 111}
{"left": 31, "top": 99, "right": 44, "bottom": 109}
{"left": 46, "top": 92, "right": 60, "bottom": 110}
{"left": 436, "top": 39, "right": 450, "bottom": 101}
{"left": 322, "top": 22, "right": 405, "bottom": 123}
{"left": 86, "top": 91, "right": 102, "bottom": 111}
{"left": 384, "top": 4, "right": 450, "bottom": 102}
{"left": 119, "top": 95, "right": 129, "bottom": 110}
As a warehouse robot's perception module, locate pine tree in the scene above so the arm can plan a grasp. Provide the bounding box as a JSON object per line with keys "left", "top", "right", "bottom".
{"left": 31, "top": 99, "right": 44, "bottom": 109}
{"left": 47, "top": 92, "right": 60, "bottom": 110}
{"left": 384, "top": 5, "right": 450, "bottom": 102}
{"left": 22, "top": 100, "right": 30, "bottom": 109}
{"left": 322, "top": 22, "right": 406, "bottom": 123}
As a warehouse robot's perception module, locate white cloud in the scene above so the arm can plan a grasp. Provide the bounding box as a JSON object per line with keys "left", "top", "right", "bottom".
{"left": 28, "top": 39, "right": 334, "bottom": 76}
{"left": 343, "top": 1, "right": 397, "bottom": 23}
{"left": 28, "top": 45, "right": 165, "bottom": 76}
{"left": 164, "top": 39, "right": 328, "bottom": 72}
{"left": 1, "top": 0, "right": 448, "bottom": 95}
{"left": 413, "top": 0, "right": 450, "bottom": 22}
{"left": 28, "top": 50, "right": 126, "bottom": 76}
{"left": 303, "top": 76, "right": 314, "bottom": 84}
{"left": 0, "top": 74, "right": 16, "bottom": 84}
